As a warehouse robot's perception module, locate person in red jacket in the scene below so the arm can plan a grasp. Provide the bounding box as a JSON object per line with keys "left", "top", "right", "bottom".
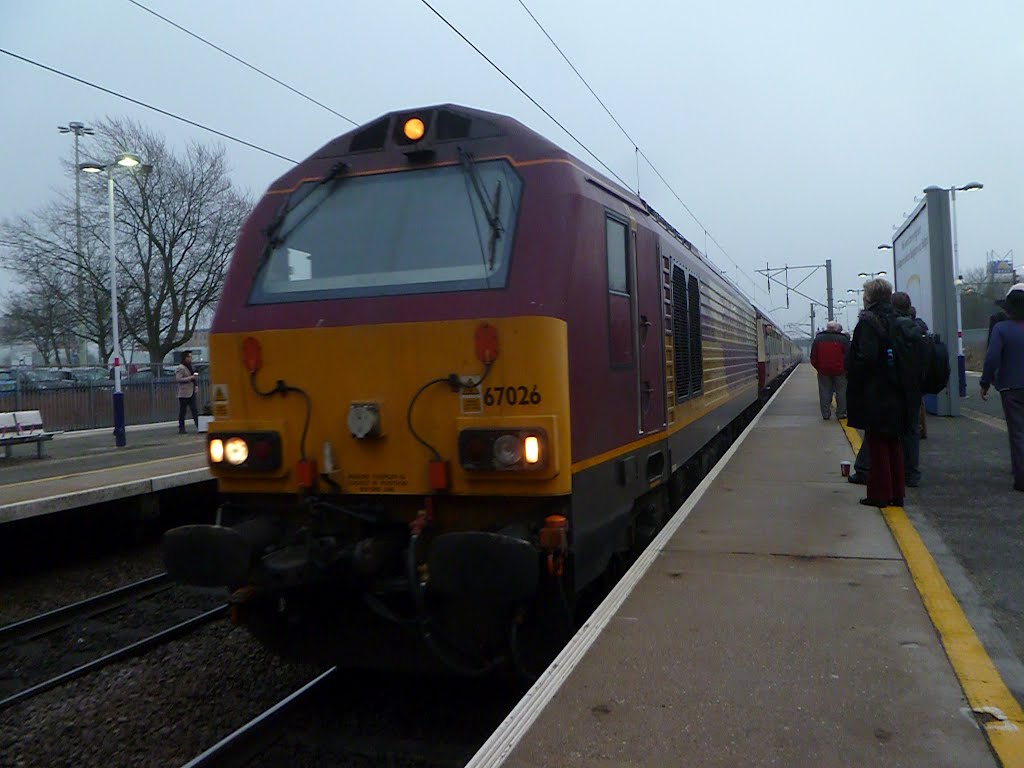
{"left": 810, "top": 320, "right": 850, "bottom": 420}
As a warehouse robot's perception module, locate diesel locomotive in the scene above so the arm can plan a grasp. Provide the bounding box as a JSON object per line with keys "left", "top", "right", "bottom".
{"left": 163, "top": 104, "right": 800, "bottom": 673}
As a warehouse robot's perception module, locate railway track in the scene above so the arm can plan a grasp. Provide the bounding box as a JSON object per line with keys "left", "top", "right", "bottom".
{"left": 0, "top": 573, "right": 226, "bottom": 712}
{"left": 0, "top": 572, "right": 172, "bottom": 645}
{"left": 180, "top": 667, "right": 338, "bottom": 768}
{"left": 178, "top": 666, "right": 505, "bottom": 768}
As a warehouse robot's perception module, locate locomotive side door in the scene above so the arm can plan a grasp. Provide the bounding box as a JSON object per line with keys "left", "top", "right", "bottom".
{"left": 633, "top": 226, "right": 665, "bottom": 434}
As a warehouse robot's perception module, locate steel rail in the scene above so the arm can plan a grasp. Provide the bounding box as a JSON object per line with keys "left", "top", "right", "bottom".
{"left": 179, "top": 667, "right": 338, "bottom": 768}
{"left": 0, "top": 572, "right": 172, "bottom": 644}
{"left": 0, "top": 604, "right": 226, "bottom": 712}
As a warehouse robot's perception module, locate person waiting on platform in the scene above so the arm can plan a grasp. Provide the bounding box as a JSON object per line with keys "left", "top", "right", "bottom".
{"left": 175, "top": 350, "right": 201, "bottom": 434}
{"left": 980, "top": 283, "right": 1024, "bottom": 492}
{"left": 810, "top": 320, "right": 850, "bottom": 420}
{"left": 846, "top": 279, "right": 921, "bottom": 507}
{"left": 848, "top": 292, "right": 929, "bottom": 487}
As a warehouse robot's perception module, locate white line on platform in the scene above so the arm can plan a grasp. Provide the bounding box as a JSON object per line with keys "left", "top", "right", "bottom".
{"left": 962, "top": 408, "right": 1008, "bottom": 432}
{"left": 55, "top": 421, "right": 181, "bottom": 440}
{"left": 464, "top": 372, "right": 797, "bottom": 768}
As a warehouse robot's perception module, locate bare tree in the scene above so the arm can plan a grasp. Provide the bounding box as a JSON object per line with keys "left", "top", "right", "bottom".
{"left": 2, "top": 198, "right": 113, "bottom": 365}
{"left": 84, "top": 118, "right": 251, "bottom": 367}
{"left": 0, "top": 117, "right": 251, "bottom": 370}
{"left": 0, "top": 280, "right": 75, "bottom": 366}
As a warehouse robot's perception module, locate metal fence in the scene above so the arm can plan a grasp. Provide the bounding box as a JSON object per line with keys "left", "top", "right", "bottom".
{"left": 0, "top": 379, "right": 213, "bottom": 432}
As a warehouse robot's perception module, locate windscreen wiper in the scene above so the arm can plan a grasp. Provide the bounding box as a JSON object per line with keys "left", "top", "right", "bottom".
{"left": 458, "top": 149, "right": 503, "bottom": 269}
{"left": 262, "top": 160, "right": 348, "bottom": 254}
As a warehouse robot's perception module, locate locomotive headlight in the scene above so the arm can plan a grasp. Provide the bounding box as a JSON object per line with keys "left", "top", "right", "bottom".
{"left": 209, "top": 438, "right": 225, "bottom": 463}
{"left": 224, "top": 437, "right": 249, "bottom": 465}
{"left": 524, "top": 435, "right": 541, "bottom": 465}
{"left": 493, "top": 434, "right": 522, "bottom": 467}
{"left": 458, "top": 428, "right": 549, "bottom": 472}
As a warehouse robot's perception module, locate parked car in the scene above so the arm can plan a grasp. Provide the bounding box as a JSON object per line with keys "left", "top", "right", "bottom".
{"left": 59, "top": 367, "right": 112, "bottom": 387}
{"left": 123, "top": 365, "right": 177, "bottom": 384}
{"left": 0, "top": 370, "right": 16, "bottom": 393}
{"left": 16, "top": 368, "right": 69, "bottom": 390}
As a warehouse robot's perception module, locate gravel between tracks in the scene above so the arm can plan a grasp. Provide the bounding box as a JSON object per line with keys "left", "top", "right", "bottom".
{"left": 0, "top": 621, "right": 321, "bottom": 768}
{"left": 0, "top": 544, "right": 166, "bottom": 627}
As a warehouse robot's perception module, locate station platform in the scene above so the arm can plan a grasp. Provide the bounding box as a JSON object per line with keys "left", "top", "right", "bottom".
{"left": 472, "top": 363, "right": 1024, "bottom": 768}
{"left": 0, "top": 424, "right": 209, "bottom": 524}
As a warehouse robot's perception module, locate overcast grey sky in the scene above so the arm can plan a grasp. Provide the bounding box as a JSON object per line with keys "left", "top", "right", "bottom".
{"left": 2, "top": 0, "right": 1021, "bottom": 334}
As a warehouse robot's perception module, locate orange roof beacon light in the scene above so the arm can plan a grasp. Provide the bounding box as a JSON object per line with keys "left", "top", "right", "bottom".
{"left": 403, "top": 117, "right": 425, "bottom": 142}
{"left": 242, "top": 336, "right": 262, "bottom": 374}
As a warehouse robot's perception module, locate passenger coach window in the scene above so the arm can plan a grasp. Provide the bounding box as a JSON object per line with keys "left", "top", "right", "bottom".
{"left": 606, "top": 216, "right": 632, "bottom": 367}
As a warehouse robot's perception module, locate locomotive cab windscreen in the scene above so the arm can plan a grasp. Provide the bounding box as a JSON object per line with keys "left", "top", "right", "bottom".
{"left": 250, "top": 159, "right": 522, "bottom": 304}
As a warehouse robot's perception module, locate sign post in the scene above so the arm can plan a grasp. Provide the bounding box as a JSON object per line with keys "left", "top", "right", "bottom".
{"left": 892, "top": 190, "right": 958, "bottom": 416}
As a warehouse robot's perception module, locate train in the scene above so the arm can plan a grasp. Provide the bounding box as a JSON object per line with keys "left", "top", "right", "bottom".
{"left": 163, "top": 104, "right": 801, "bottom": 674}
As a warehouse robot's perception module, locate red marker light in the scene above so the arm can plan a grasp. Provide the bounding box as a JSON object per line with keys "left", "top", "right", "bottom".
{"left": 474, "top": 323, "right": 499, "bottom": 364}
{"left": 242, "top": 337, "right": 262, "bottom": 373}
{"left": 252, "top": 440, "right": 271, "bottom": 462}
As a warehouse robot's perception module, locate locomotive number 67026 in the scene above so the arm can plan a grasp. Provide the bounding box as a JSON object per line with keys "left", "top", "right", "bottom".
{"left": 484, "top": 385, "right": 541, "bottom": 406}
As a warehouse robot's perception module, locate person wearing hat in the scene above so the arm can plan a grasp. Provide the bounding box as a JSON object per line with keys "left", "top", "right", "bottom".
{"left": 980, "top": 283, "right": 1024, "bottom": 492}
{"left": 810, "top": 319, "right": 850, "bottom": 420}
{"left": 988, "top": 297, "right": 1010, "bottom": 347}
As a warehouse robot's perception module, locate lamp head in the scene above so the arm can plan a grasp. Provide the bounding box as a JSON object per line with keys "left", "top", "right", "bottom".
{"left": 115, "top": 152, "right": 141, "bottom": 168}
{"left": 877, "top": 244, "right": 893, "bottom": 250}
{"left": 78, "top": 162, "right": 104, "bottom": 174}
{"left": 959, "top": 182, "right": 983, "bottom": 192}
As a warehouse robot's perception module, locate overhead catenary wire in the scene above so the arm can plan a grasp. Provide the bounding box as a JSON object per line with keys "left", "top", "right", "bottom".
{"left": 513, "top": 0, "right": 762, "bottom": 300}
{"left": 125, "top": 0, "right": 358, "bottom": 127}
{"left": 416, "top": 0, "right": 632, "bottom": 192}
{"left": 0, "top": 48, "right": 297, "bottom": 164}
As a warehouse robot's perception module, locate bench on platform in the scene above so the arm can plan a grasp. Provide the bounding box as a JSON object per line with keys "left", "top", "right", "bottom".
{"left": 0, "top": 411, "right": 62, "bottom": 459}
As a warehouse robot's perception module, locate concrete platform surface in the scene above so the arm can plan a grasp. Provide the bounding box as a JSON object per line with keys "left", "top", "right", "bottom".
{"left": 909, "top": 382, "right": 1024, "bottom": 702}
{"left": 500, "top": 365, "right": 996, "bottom": 767}
{"left": 0, "top": 425, "right": 208, "bottom": 523}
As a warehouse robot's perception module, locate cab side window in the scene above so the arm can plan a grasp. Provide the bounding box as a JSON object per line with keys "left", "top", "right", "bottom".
{"left": 606, "top": 216, "right": 632, "bottom": 367}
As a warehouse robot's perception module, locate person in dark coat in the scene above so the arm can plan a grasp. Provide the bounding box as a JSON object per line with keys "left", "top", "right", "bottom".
{"left": 980, "top": 283, "right": 1024, "bottom": 491}
{"left": 846, "top": 279, "right": 919, "bottom": 507}
{"left": 848, "top": 291, "right": 926, "bottom": 487}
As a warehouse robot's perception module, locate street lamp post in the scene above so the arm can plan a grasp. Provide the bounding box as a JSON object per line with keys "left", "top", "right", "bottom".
{"left": 949, "top": 182, "right": 983, "bottom": 398}
{"left": 59, "top": 121, "right": 94, "bottom": 365}
{"left": 79, "top": 153, "right": 151, "bottom": 448}
{"left": 838, "top": 299, "right": 855, "bottom": 329}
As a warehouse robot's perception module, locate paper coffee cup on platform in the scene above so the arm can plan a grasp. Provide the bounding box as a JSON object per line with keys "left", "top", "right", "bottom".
{"left": 840, "top": 461, "right": 851, "bottom": 477}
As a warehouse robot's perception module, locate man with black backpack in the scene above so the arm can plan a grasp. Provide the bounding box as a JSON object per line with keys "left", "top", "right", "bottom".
{"left": 891, "top": 293, "right": 929, "bottom": 485}
{"left": 846, "top": 280, "right": 923, "bottom": 506}
{"left": 848, "top": 293, "right": 946, "bottom": 489}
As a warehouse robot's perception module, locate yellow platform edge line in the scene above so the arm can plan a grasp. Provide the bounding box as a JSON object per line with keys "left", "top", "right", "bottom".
{"left": 839, "top": 418, "right": 1024, "bottom": 765}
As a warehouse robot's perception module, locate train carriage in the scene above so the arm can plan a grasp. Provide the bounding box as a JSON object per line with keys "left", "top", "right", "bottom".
{"left": 164, "top": 104, "right": 798, "bottom": 671}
